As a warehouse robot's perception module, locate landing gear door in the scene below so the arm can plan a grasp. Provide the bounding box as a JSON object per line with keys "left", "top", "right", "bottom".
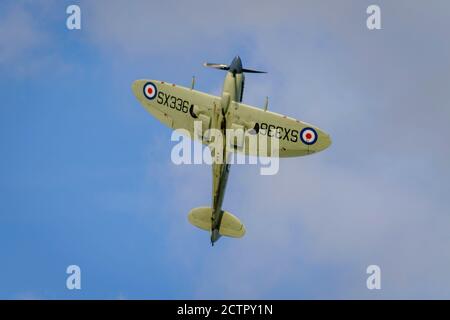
{"left": 230, "top": 123, "right": 245, "bottom": 150}
{"left": 198, "top": 114, "right": 211, "bottom": 142}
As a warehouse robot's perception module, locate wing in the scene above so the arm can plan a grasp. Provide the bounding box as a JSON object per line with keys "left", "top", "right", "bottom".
{"left": 132, "top": 79, "right": 221, "bottom": 140}
{"left": 227, "top": 102, "right": 332, "bottom": 157}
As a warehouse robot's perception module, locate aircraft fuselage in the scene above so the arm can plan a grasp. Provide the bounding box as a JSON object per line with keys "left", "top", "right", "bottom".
{"left": 210, "top": 56, "right": 245, "bottom": 244}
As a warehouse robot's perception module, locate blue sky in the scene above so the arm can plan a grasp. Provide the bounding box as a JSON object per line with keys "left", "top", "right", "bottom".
{"left": 1, "top": 0, "right": 450, "bottom": 299}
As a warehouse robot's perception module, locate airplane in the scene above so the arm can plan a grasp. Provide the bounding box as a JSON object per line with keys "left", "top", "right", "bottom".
{"left": 132, "top": 56, "right": 331, "bottom": 246}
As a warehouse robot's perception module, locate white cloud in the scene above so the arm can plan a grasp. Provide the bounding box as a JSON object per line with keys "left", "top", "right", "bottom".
{"left": 0, "top": 5, "right": 48, "bottom": 72}
{"left": 0, "top": 2, "right": 74, "bottom": 77}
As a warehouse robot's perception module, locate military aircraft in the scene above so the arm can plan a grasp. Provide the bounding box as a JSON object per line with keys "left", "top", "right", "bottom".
{"left": 132, "top": 56, "right": 331, "bottom": 245}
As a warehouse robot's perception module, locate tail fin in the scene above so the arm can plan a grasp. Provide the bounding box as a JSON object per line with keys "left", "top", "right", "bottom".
{"left": 188, "top": 207, "right": 246, "bottom": 238}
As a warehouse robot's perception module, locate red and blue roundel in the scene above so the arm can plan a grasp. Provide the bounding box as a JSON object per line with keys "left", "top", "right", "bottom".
{"left": 143, "top": 82, "right": 157, "bottom": 100}
{"left": 300, "top": 127, "right": 318, "bottom": 145}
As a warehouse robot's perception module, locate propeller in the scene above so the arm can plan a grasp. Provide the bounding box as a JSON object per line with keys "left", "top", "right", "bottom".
{"left": 203, "top": 56, "right": 266, "bottom": 74}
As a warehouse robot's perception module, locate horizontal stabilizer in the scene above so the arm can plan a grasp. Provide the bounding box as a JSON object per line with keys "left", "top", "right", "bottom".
{"left": 188, "top": 207, "right": 246, "bottom": 238}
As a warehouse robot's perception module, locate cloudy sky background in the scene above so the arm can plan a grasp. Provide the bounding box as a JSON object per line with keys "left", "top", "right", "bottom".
{"left": 1, "top": 0, "right": 449, "bottom": 299}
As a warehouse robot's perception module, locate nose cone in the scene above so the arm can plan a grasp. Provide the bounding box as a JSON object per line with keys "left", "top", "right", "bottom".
{"left": 229, "top": 56, "right": 242, "bottom": 74}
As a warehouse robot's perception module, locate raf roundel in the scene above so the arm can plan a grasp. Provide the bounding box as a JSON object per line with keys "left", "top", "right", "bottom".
{"left": 143, "top": 82, "right": 157, "bottom": 100}
{"left": 300, "top": 127, "right": 318, "bottom": 145}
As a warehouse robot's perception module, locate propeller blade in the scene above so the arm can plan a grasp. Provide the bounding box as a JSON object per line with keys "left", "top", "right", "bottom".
{"left": 203, "top": 61, "right": 266, "bottom": 74}
{"left": 203, "top": 62, "right": 229, "bottom": 71}
{"left": 242, "top": 68, "right": 267, "bottom": 74}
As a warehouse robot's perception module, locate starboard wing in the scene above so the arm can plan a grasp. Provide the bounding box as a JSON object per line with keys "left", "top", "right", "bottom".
{"left": 226, "top": 102, "right": 332, "bottom": 157}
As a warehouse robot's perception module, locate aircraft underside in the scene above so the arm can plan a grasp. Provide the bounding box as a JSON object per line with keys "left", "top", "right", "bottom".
{"left": 132, "top": 55, "right": 331, "bottom": 246}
